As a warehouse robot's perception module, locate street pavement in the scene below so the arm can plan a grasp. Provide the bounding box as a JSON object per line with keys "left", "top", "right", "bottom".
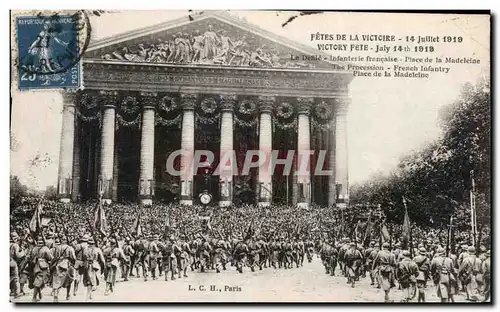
{"left": 12, "top": 257, "right": 480, "bottom": 303}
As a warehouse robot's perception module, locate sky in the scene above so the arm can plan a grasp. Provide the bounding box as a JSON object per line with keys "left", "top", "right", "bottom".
{"left": 10, "top": 10, "right": 490, "bottom": 191}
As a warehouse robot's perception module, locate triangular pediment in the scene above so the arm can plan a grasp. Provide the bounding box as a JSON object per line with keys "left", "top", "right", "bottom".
{"left": 85, "top": 11, "right": 342, "bottom": 70}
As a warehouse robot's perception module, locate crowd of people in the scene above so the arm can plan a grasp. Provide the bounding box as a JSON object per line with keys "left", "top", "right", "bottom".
{"left": 9, "top": 197, "right": 491, "bottom": 303}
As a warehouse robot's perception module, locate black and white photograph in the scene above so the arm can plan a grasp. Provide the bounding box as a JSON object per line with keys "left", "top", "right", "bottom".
{"left": 9, "top": 9, "right": 491, "bottom": 303}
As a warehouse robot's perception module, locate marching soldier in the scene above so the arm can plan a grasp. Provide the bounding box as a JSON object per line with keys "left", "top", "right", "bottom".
{"left": 199, "top": 235, "right": 212, "bottom": 273}
{"left": 397, "top": 250, "right": 418, "bottom": 302}
{"left": 178, "top": 235, "right": 192, "bottom": 277}
{"left": 372, "top": 242, "right": 396, "bottom": 302}
{"left": 51, "top": 235, "right": 76, "bottom": 302}
{"left": 257, "top": 236, "right": 268, "bottom": 270}
{"left": 82, "top": 237, "right": 105, "bottom": 301}
{"left": 247, "top": 238, "right": 260, "bottom": 272}
{"left": 121, "top": 237, "right": 134, "bottom": 281}
{"left": 103, "top": 238, "right": 127, "bottom": 295}
{"left": 148, "top": 234, "right": 160, "bottom": 280}
{"left": 364, "top": 241, "right": 375, "bottom": 279}
{"left": 482, "top": 250, "right": 490, "bottom": 302}
{"left": 413, "top": 247, "right": 430, "bottom": 302}
{"left": 233, "top": 236, "right": 248, "bottom": 273}
{"left": 367, "top": 242, "right": 380, "bottom": 286}
{"left": 29, "top": 236, "right": 53, "bottom": 302}
{"left": 344, "top": 242, "right": 363, "bottom": 288}
{"left": 72, "top": 234, "right": 88, "bottom": 297}
{"left": 305, "top": 238, "right": 315, "bottom": 263}
{"left": 269, "top": 237, "right": 280, "bottom": 269}
{"left": 458, "top": 246, "right": 482, "bottom": 301}
{"left": 162, "top": 236, "right": 178, "bottom": 281}
{"left": 213, "top": 237, "right": 226, "bottom": 273}
{"left": 10, "top": 232, "right": 25, "bottom": 298}
{"left": 430, "top": 247, "right": 456, "bottom": 303}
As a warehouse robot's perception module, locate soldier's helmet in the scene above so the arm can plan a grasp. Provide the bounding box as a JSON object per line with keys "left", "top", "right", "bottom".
{"left": 81, "top": 234, "right": 90, "bottom": 243}
{"left": 110, "top": 238, "right": 117, "bottom": 246}
{"left": 436, "top": 247, "right": 446, "bottom": 255}
{"left": 37, "top": 236, "right": 44, "bottom": 245}
{"left": 419, "top": 247, "right": 427, "bottom": 254}
{"left": 369, "top": 241, "right": 375, "bottom": 247}
{"left": 88, "top": 237, "right": 96, "bottom": 245}
{"left": 468, "top": 246, "right": 476, "bottom": 254}
{"left": 480, "top": 245, "right": 487, "bottom": 253}
{"left": 382, "top": 242, "right": 390, "bottom": 249}
{"left": 374, "top": 242, "right": 380, "bottom": 248}
{"left": 486, "top": 250, "right": 491, "bottom": 257}
{"left": 349, "top": 242, "right": 356, "bottom": 247}
{"left": 54, "top": 237, "right": 61, "bottom": 245}
{"left": 402, "top": 250, "right": 411, "bottom": 258}
{"left": 153, "top": 234, "right": 159, "bottom": 240}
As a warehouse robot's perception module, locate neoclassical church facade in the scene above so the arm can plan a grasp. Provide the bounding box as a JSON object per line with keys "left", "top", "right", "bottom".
{"left": 56, "top": 11, "right": 354, "bottom": 208}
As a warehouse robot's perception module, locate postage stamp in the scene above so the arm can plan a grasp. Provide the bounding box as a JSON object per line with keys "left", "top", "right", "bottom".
{"left": 15, "top": 13, "right": 85, "bottom": 90}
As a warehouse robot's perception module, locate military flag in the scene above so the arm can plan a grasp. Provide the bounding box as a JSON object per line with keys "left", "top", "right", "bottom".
{"left": 380, "top": 222, "right": 390, "bottom": 244}
{"left": 363, "top": 210, "right": 373, "bottom": 247}
{"left": 29, "top": 203, "right": 43, "bottom": 236}
{"left": 133, "top": 212, "right": 142, "bottom": 236}
{"left": 402, "top": 196, "right": 411, "bottom": 251}
{"left": 93, "top": 199, "right": 107, "bottom": 235}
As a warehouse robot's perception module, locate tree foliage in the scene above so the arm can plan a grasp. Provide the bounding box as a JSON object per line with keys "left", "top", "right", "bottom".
{"left": 351, "top": 77, "right": 491, "bottom": 229}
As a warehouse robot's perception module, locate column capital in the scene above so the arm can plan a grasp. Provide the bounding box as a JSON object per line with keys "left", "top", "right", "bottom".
{"left": 140, "top": 91, "right": 158, "bottom": 110}
{"left": 296, "top": 97, "right": 314, "bottom": 115}
{"left": 180, "top": 93, "right": 198, "bottom": 110}
{"left": 99, "top": 90, "right": 119, "bottom": 108}
{"left": 219, "top": 94, "right": 237, "bottom": 112}
{"left": 258, "top": 96, "right": 275, "bottom": 113}
{"left": 61, "top": 90, "right": 77, "bottom": 106}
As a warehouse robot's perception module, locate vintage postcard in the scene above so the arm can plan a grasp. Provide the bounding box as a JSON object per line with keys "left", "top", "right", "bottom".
{"left": 10, "top": 10, "right": 491, "bottom": 303}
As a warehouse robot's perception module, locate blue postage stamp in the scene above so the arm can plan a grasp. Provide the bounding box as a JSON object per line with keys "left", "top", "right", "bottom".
{"left": 16, "top": 14, "right": 81, "bottom": 90}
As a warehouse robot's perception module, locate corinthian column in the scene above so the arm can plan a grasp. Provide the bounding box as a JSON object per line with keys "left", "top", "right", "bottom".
{"left": 57, "top": 91, "right": 76, "bottom": 202}
{"left": 296, "top": 97, "right": 313, "bottom": 209}
{"left": 180, "top": 93, "right": 197, "bottom": 206}
{"left": 219, "top": 95, "right": 236, "bottom": 207}
{"left": 258, "top": 96, "right": 274, "bottom": 207}
{"left": 335, "top": 99, "right": 349, "bottom": 208}
{"left": 99, "top": 90, "right": 117, "bottom": 204}
{"left": 139, "top": 92, "right": 157, "bottom": 206}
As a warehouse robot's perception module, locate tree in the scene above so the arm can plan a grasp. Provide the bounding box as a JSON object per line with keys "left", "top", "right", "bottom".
{"left": 351, "top": 77, "right": 491, "bottom": 228}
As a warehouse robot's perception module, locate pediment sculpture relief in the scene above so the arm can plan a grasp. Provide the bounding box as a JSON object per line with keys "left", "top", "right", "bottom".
{"left": 101, "top": 24, "right": 316, "bottom": 69}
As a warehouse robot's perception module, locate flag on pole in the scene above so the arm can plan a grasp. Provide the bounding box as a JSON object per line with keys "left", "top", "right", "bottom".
{"left": 380, "top": 222, "right": 390, "bottom": 244}
{"left": 244, "top": 219, "right": 254, "bottom": 240}
{"left": 29, "top": 203, "right": 43, "bottom": 236}
{"left": 363, "top": 210, "right": 373, "bottom": 247}
{"left": 133, "top": 212, "right": 142, "bottom": 236}
{"left": 402, "top": 196, "right": 411, "bottom": 250}
{"left": 94, "top": 199, "right": 107, "bottom": 235}
{"left": 470, "top": 169, "right": 477, "bottom": 246}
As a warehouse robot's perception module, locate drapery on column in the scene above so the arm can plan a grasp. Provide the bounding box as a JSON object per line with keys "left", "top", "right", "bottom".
{"left": 99, "top": 90, "right": 117, "bottom": 204}
{"left": 58, "top": 91, "right": 76, "bottom": 202}
{"left": 335, "top": 99, "right": 349, "bottom": 208}
{"left": 179, "top": 93, "right": 197, "bottom": 206}
{"left": 257, "top": 96, "right": 274, "bottom": 207}
{"left": 71, "top": 112, "right": 81, "bottom": 202}
{"left": 139, "top": 92, "right": 157, "bottom": 206}
{"left": 296, "top": 97, "right": 313, "bottom": 209}
{"left": 219, "top": 94, "right": 236, "bottom": 207}
{"left": 328, "top": 115, "right": 337, "bottom": 208}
